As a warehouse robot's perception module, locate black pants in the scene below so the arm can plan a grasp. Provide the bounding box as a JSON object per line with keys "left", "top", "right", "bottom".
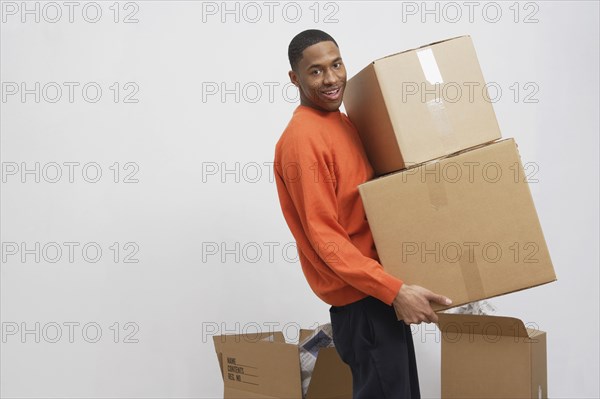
{"left": 329, "top": 296, "right": 420, "bottom": 399}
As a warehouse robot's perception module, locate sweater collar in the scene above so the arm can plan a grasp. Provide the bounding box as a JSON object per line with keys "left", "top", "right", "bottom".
{"left": 294, "top": 104, "right": 342, "bottom": 119}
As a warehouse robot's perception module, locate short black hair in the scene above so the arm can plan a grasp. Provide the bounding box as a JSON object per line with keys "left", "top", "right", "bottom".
{"left": 288, "top": 29, "right": 338, "bottom": 71}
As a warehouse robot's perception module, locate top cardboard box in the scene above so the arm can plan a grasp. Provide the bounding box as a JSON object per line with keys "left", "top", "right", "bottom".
{"left": 343, "top": 35, "right": 501, "bottom": 176}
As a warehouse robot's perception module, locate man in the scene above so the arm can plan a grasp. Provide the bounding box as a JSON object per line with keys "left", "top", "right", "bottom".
{"left": 274, "top": 29, "right": 452, "bottom": 398}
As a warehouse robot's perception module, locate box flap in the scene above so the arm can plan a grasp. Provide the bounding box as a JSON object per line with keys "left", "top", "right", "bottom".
{"left": 526, "top": 327, "right": 546, "bottom": 340}
{"left": 306, "top": 347, "right": 353, "bottom": 399}
{"left": 213, "top": 332, "right": 286, "bottom": 380}
{"left": 215, "top": 350, "right": 224, "bottom": 381}
{"left": 214, "top": 331, "right": 285, "bottom": 350}
{"left": 220, "top": 339, "right": 302, "bottom": 398}
{"left": 438, "top": 313, "right": 544, "bottom": 338}
{"left": 530, "top": 332, "right": 548, "bottom": 398}
{"left": 270, "top": 332, "right": 286, "bottom": 343}
{"left": 299, "top": 329, "right": 314, "bottom": 343}
{"left": 440, "top": 314, "right": 539, "bottom": 398}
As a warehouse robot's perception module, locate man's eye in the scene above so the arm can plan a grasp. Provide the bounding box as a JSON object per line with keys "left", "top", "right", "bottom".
{"left": 312, "top": 70, "right": 321, "bottom": 75}
{"left": 333, "top": 63, "right": 342, "bottom": 68}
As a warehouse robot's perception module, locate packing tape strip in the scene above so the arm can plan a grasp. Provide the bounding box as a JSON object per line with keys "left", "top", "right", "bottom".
{"left": 417, "top": 48, "right": 459, "bottom": 153}
{"left": 426, "top": 170, "right": 448, "bottom": 210}
{"left": 426, "top": 98, "right": 457, "bottom": 151}
{"left": 425, "top": 172, "right": 486, "bottom": 300}
{"left": 417, "top": 48, "right": 443, "bottom": 85}
{"left": 458, "top": 243, "right": 486, "bottom": 300}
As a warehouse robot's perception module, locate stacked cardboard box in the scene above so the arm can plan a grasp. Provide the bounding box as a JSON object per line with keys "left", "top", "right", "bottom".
{"left": 343, "top": 35, "right": 556, "bottom": 398}
{"left": 344, "top": 35, "right": 501, "bottom": 175}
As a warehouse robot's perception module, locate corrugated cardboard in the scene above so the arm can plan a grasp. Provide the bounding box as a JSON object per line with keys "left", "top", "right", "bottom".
{"left": 438, "top": 313, "right": 547, "bottom": 398}
{"left": 213, "top": 329, "right": 352, "bottom": 398}
{"left": 343, "top": 35, "right": 501, "bottom": 175}
{"left": 358, "top": 138, "right": 556, "bottom": 311}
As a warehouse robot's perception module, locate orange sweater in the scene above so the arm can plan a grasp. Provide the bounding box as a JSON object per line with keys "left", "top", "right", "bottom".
{"left": 274, "top": 105, "right": 404, "bottom": 307}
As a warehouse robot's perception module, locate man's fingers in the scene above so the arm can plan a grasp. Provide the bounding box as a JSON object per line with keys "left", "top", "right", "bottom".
{"left": 428, "top": 311, "right": 439, "bottom": 324}
{"left": 428, "top": 293, "right": 452, "bottom": 306}
{"left": 419, "top": 308, "right": 436, "bottom": 324}
{"left": 416, "top": 285, "right": 452, "bottom": 306}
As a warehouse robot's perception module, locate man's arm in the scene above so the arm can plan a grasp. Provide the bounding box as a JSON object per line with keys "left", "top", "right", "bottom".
{"left": 275, "top": 129, "right": 403, "bottom": 305}
{"left": 276, "top": 128, "right": 452, "bottom": 322}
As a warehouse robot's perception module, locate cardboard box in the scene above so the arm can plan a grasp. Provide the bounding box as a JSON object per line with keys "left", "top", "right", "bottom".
{"left": 358, "top": 138, "right": 556, "bottom": 311}
{"left": 438, "top": 313, "right": 547, "bottom": 398}
{"left": 213, "top": 329, "right": 352, "bottom": 398}
{"left": 343, "top": 35, "right": 501, "bottom": 175}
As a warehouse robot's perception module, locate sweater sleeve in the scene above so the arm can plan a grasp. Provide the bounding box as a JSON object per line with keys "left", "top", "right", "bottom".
{"left": 276, "top": 127, "right": 403, "bottom": 305}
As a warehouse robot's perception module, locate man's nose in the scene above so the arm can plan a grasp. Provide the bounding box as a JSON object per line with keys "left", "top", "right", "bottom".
{"left": 323, "top": 68, "right": 338, "bottom": 85}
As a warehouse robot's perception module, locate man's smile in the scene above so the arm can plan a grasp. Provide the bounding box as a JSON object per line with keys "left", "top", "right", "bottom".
{"left": 320, "top": 86, "right": 343, "bottom": 101}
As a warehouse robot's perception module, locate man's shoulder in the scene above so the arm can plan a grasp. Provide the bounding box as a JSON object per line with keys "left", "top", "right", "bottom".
{"left": 339, "top": 111, "right": 358, "bottom": 130}
{"left": 276, "top": 109, "right": 330, "bottom": 152}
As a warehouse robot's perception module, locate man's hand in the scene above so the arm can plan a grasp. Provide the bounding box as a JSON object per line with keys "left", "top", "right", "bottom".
{"left": 392, "top": 284, "right": 452, "bottom": 325}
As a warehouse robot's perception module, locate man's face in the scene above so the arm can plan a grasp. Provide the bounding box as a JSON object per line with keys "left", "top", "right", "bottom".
{"left": 289, "top": 41, "right": 347, "bottom": 112}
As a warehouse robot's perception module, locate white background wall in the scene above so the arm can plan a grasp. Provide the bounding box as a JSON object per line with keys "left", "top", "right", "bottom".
{"left": 1, "top": 1, "right": 598, "bottom": 398}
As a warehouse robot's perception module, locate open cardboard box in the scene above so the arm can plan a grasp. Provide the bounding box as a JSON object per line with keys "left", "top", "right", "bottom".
{"left": 438, "top": 313, "right": 547, "bottom": 398}
{"left": 213, "top": 329, "right": 352, "bottom": 398}
{"left": 344, "top": 35, "right": 501, "bottom": 175}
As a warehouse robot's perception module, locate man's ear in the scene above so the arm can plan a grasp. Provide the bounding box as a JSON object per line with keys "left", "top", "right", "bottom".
{"left": 288, "top": 70, "right": 299, "bottom": 87}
